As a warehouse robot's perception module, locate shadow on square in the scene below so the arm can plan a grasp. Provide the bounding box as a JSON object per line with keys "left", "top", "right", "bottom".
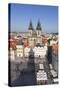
{"left": 10, "top": 48, "right": 37, "bottom": 86}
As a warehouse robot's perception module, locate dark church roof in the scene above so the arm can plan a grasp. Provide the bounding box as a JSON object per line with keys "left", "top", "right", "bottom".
{"left": 28, "top": 20, "right": 34, "bottom": 30}
{"left": 36, "top": 21, "right": 42, "bottom": 30}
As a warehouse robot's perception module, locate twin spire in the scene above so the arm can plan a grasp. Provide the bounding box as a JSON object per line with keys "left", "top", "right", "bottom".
{"left": 28, "top": 20, "right": 42, "bottom": 31}
{"left": 28, "top": 20, "right": 34, "bottom": 30}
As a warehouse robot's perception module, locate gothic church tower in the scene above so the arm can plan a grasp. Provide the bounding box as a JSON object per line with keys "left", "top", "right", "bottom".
{"left": 28, "top": 20, "right": 34, "bottom": 36}
{"left": 36, "top": 20, "right": 42, "bottom": 44}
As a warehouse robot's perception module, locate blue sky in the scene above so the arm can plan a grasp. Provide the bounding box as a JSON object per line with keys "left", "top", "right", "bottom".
{"left": 10, "top": 3, "right": 58, "bottom": 33}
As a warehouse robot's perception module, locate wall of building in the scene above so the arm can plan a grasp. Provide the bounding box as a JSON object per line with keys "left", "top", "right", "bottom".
{"left": 36, "top": 30, "right": 41, "bottom": 37}
{"left": 9, "top": 48, "right": 15, "bottom": 60}
{"left": 33, "top": 46, "right": 47, "bottom": 58}
{"left": 28, "top": 37, "right": 36, "bottom": 47}
{"left": 24, "top": 47, "right": 30, "bottom": 57}
{"left": 16, "top": 45, "right": 24, "bottom": 57}
{"left": 24, "top": 46, "right": 47, "bottom": 58}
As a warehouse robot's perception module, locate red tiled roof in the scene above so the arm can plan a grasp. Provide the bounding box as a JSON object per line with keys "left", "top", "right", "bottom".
{"left": 8, "top": 38, "right": 17, "bottom": 50}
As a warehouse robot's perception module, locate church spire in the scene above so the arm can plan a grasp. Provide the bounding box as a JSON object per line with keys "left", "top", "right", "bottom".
{"left": 36, "top": 20, "right": 42, "bottom": 30}
{"left": 28, "top": 20, "right": 34, "bottom": 30}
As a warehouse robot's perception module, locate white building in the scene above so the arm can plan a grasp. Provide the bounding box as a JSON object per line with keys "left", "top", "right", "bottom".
{"left": 24, "top": 47, "right": 30, "bottom": 57}
{"left": 53, "top": 78, "right": 58, "bottom": 83}
{"left": 37, "top": 70, "right": 48, "bottom": 84}
{"left": 49, "top": 64, "right": 53, "bottom": 70}
{"left": 50, "top": 69, "right": 57, "bottom": 78}
{"left": 23, "top": 44, "right": 48, "bottom": 58}
{"left": 39, "top": 64, "right": 44, "bottom": 70}
{"left": 9, "top": 48, "right": 15, "bottom": 60}
{"left": 33, "top": 45, "right": 48, "bottom": 58}
{"left": 16, "top": 42, "right": 24, "bottom": 57}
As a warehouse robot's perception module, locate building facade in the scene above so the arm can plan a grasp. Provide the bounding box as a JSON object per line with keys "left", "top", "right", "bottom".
{"left": 16, "top": 41, "right": 24, "bottom": 57}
